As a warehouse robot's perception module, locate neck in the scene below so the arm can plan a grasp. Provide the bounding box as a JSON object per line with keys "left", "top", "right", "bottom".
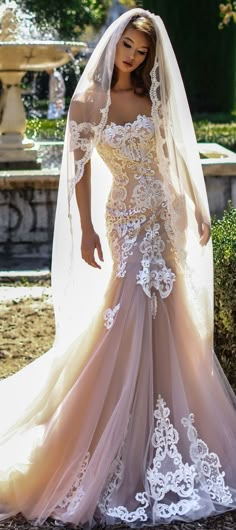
{"left": 113, "top": 71, "right": 133, "bottom": 92}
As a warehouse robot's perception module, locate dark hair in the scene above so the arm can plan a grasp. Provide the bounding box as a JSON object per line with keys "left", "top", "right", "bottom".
{"left": 111, "top": 15, "right": 157, "bottom": 96}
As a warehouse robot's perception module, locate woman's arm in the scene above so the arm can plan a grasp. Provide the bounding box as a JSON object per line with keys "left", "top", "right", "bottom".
{"left": 75, "top": 161, "right": 104, "bottom": 269}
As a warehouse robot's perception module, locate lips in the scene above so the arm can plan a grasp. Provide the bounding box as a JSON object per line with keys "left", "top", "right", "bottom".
{"left": 123, "top": 60, "right": 133, "bottom": 67}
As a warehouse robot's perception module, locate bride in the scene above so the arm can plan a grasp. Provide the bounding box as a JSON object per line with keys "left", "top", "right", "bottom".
{"left": 0, "top": 7, "right": 236, "bottom": 528}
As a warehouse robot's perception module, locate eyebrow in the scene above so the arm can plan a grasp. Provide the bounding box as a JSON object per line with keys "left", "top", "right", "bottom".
{"left": 123, "top": 36, "right": 149, "bottom": 49}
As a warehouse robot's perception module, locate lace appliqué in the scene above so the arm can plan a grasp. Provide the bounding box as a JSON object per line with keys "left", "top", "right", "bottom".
{"left": 104, "top": 303, "right": 120, "bottom": 330}
{"left": 107, "top": 395, "right": 232, "bottom": 523}
{"left": 107, "top": 214, "right": 146, "bottom": 279}
{"left": 108, "top": 494, "right": 149, "bottom": 523}
{"left": 99, "top": 444, "right": 125, "bottom": 516}
{"left": 151, "top": 292, "right": 158, "bottom": 319}
{"left": 102, "top": 114, "right": 154, "bottom": 162}
{"left": 145, "top": 396, "right": 199, "bottom": 519}
{"left": 182, "top": 415, "right": 233, "bottom": 504}
{"left": 136, "top": 219, "right": 176, "bottom": 316}
{"left": 130, "top": 176, "right": 165, "bottom": 212}
{"left": 55, "top": 452, "right": 90, "bottom": 516}
{"left": 69, "top": 95, "right": 110, "bottom": 198}
{"left": 150, "top": 60, "right": 183, "bottom": 257}
{"left": 99, "top": 415, "right": 132, "bottom": 519}
{"left": 98, "top": 115, "right": 177, "bottom": 310}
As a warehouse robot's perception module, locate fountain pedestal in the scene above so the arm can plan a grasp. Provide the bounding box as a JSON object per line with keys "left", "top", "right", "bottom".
{"left": 0, "top": 2, "right": 87, "bottom": 170}
{"left": 0, "top": 71, "right": 41, "bottom": 168}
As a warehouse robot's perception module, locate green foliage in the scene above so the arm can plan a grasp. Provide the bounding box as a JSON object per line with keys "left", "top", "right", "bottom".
{"left": 212, "top": 204, "right": 236, "bottom": 391}
{"left": 26, "top": 115, "right": 236, "bottom": 152}
{"left": 17, "top": 0, "right": 111, "bottom": 39}
{"left": 142, "top": 0, "right": 236, "bottom": 113}
{"left": 219, "top": 1, "right": 236, "bottom": 29}
{"left": 26, "top": 118, "right": 66, "bottom": 140}
{"left": 193, "top": 121, "right": 236, "bottom": 152}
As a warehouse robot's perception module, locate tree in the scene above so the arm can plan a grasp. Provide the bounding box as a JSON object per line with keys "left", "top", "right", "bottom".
{"left": 219, "top": 2, "right": 236, "bottom": 29}
{"left": 17, "top": 0, "right": 111, "bottom": 39}
{"left": 141, "top": 0, "right": 236, "bottom": 113}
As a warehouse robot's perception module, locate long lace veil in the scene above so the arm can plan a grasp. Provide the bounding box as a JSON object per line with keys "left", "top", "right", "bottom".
{"left": 51, "top": 8, "right": 213, "bottom": 349}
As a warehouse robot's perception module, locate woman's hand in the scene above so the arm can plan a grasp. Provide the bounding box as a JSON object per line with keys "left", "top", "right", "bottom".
{"left": 199, "top": 221, "right": 211, "bottom": 246}
{"left": 81, "top": 229, "right": 104, "bottom": 269}
{"left": 195, "top": 208, "right": 211, "bottom": 246}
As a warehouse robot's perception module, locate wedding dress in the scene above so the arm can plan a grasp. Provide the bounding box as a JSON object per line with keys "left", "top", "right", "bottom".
{"left": 0, "top": 113, "right": 236, "bottom": 528}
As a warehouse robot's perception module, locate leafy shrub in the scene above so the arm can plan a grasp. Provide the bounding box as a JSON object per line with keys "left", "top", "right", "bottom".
{"left": 212, "top": 204, "right": 236, "bottom": 391}
{"left": 26, "top": 115, "right": 236, "bottom": 153}
{"left": 194, "top": 122, "right": 236, "bottom": 152}
{"left": 193, "top": 112, "right": 236, "bottom": 152}
{"left": 26, "top": 118, "right": 66, "bottom": 141}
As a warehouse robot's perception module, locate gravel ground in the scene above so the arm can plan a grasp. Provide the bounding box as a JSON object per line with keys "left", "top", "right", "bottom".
{"left": 0, "top": 512, "right": 236, "bottom": 530}
{"left": 0, "top": 285, "right": 235, "bottom": 530}
{"left": 0, "top": 288, "right": 54, "bottom": 378}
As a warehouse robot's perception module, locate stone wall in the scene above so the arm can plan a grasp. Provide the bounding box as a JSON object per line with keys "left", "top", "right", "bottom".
{"left": 0, "top": 170, "right": 58, "bottom": 269}
{"left": 0, "top": 161, "right": 236, "bottom": 270}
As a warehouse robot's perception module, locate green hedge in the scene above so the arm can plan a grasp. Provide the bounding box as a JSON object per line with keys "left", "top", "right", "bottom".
{"left": 26, "top": 116, "right": 236, "bottom": 152}
{"left": 26, "top": 118, "right": 66, "bottom": 141}
{"left": 212, "top": 204, "right": 236, "bottom": 392}
{"left": 142, "top": 0, "right": 236, "bottom": 113}
{"left": 194, "top": 113, "right": 236, "bottom": 152}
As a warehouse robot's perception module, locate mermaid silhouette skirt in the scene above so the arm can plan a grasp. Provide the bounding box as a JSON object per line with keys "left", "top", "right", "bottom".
{"left": 0, "top": 115, "right": 236, "bottom": 527}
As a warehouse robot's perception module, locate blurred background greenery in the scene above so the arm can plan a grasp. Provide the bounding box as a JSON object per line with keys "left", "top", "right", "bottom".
{"left": 18, "top": 0, "right": 236, "bottom": 114}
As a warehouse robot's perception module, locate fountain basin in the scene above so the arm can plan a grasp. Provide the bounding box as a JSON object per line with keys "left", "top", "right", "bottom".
{"left": 0, "top": 41, "right": 86, "bottom": 70}
{"left": 0, "top": 40, "right": 86, "bottom": 165}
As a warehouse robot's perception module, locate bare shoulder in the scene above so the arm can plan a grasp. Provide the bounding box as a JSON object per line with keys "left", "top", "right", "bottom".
{"left": 69, "top": 85, "right": 108, "bottom": 123}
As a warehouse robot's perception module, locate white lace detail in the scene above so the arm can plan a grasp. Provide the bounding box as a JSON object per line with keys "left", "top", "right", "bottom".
{"left": 99, "top": 414, "right": 132, "bottom": 518}
{"left": 182, "top": 414, "right": 233, "bottom": 505}
{"left": 106, "top": 214, "right": 146, "bottom": 279}
{"left": 99, "top": 444, "right": 125, "bottom": 516}
{"left": 145, "top": 396, "right": 200, "bottom": 519}
{"left": 108, "top": 493, "right": 149, "bottom": 523}
{"left": 136, "top": 218, "right": 176, "bottom": 307}
{"left": 151, "top": 292, "right": 158, "bottom": 319}
{"left": 107, "top": 395, "right": 232, "bottom": 523}
{"left": 102, "top": 114, "right": 154, "bottom": 158}
{"left": 104, "top": 303, "right": 120, "bottom": 330}
{"left": 70, "top": 120, "right": 93, "bottom": 151}
{"left": 69, "top": 95, "right": 110, "bottom": 198}
{"left": 97, "top": 115, "right": 176, "bottom": 314}
{"left": 55, "top": 452, "right": 90, "bottom": 516}
{"left": 150, "top": 59, "right": 183, "bottom": 258}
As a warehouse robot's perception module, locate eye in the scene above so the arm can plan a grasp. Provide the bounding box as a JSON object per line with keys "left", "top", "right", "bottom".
{"left": 138, "top": 50, "right": 146, "bottom": 56}
{"left": 123, "top": 41, "right": 131, "bottom": 49}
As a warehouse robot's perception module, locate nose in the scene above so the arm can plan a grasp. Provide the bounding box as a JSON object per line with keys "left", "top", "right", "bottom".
{"left": 128, "top": 49, "right": 135, "bottom": 60}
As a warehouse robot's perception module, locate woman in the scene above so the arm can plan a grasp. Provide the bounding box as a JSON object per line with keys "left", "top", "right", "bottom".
{"left": 0, "top": 8, "right": 236, "bottom": 528}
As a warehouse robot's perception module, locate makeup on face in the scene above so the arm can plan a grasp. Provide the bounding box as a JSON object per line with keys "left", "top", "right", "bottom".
{"left": 115, "top": 29, "right": 149, "bottom": 72}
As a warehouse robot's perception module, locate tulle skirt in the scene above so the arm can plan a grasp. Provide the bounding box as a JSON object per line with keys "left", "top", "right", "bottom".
{"left": 0, "top": 244, "right": 236, "bottom": 527}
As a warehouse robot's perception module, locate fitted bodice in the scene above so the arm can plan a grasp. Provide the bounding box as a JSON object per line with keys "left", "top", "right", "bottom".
{"left": 96, "top": 114, "right": 175, "bottom": 315}
{"left": 98, "top": 114, "right": 156, "bottom": 166}
{"left": 96, "top": 114, "right": 165, "bottom": 216}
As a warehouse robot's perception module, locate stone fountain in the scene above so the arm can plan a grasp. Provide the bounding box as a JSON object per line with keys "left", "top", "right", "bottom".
{"left": 0, "top": 0, "right": 88, "bottom": 269}
{"left": 0, "top": 1, "right": 86, "bottom": 168}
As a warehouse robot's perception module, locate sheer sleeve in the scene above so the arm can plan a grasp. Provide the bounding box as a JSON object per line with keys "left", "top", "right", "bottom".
{"left": 67, "top": 99, "right": 96, "bottom": 200}
{"left": 67, "top": 89, "right": 110, "bottom": 201}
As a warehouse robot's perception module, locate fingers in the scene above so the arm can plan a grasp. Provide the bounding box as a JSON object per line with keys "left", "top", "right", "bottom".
{"left": 82, "top": 250, "right": 101, "bottom": 269}
{"left": 81, "top": 233, "right": 103, "bottom": 268}
{"left": 96, "top": 237, "right": 104, "bottom": 263}
{"left": 200, "top": 223, "right": 211, "bottom": 246}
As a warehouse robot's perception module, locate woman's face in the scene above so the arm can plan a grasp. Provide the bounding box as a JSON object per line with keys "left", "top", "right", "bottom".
{"left": 115, "top": 27, "right": 149, "bottom": 73}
